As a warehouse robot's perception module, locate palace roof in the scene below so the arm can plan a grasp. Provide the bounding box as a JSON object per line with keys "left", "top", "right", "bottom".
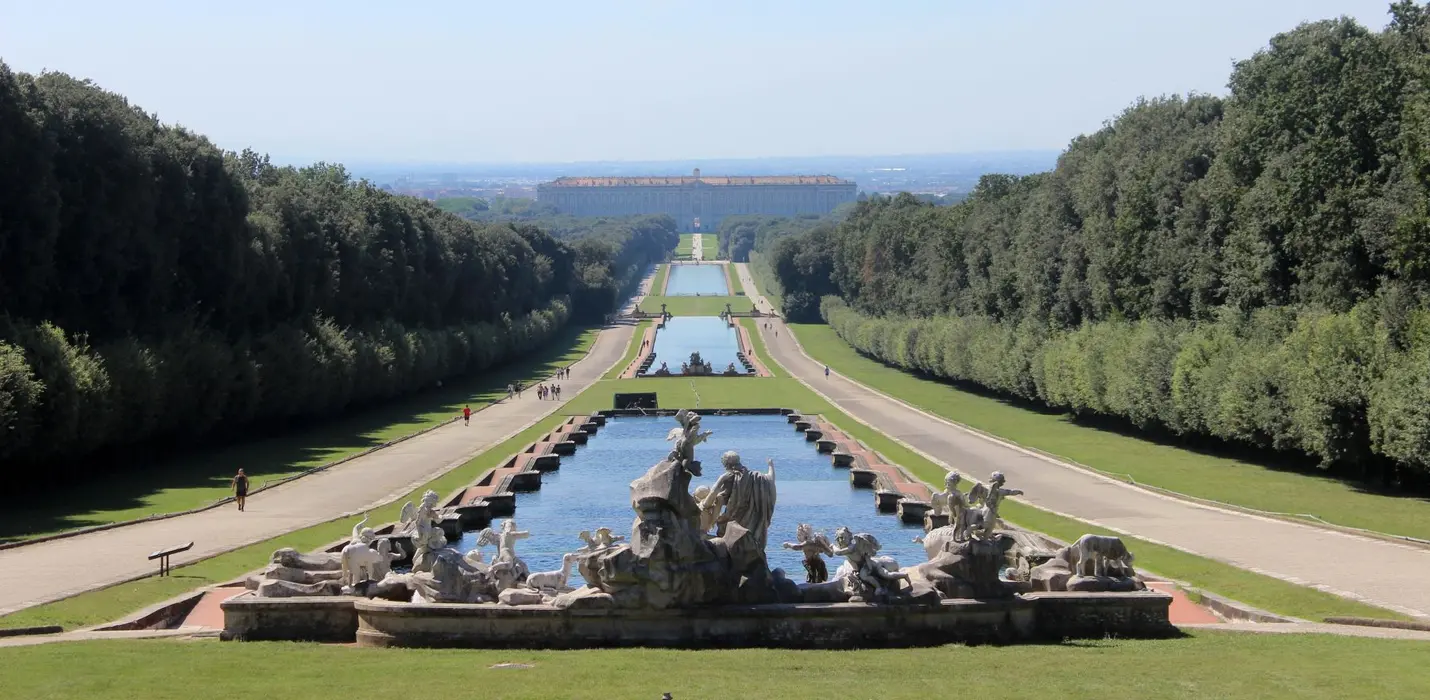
{"left": 540, "top": 175, "right": 852, "bottom": 187}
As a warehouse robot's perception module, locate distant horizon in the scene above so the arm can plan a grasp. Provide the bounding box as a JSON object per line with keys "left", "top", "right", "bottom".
{"left": 304, "top": 149, "right": 1063, "bottom": 171}
{"left": 0, "top": 1, "right": 1397, "bottom": 163}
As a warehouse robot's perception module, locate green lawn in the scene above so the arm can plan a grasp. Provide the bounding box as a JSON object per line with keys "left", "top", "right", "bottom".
{"left": 639, "top": 295, "right": 755, "bottom": 316}
{"left": 676, "top": 234, "right": 695, "bottom": 257}
{"left": 649, "top": 264, "right": 669, "bottom": 295}
{"left": 789, "top": 323, "right": 1430, "bottom": 541}
{"left": 3, "top": 632, "right": 1429, "bottom": 699}
{"left": 0, "top": 415, "right": 571, "bottom": 631}
{"left": 0, "top": 327, "right": 600, "bottom": 544}
{"left": 702, "top": 233, "right": 719, "bottom": 259}
{"left": 724, "top": 262, "right": 740, "bottom": 294}
{"left": 603, "top": 321, "right": 652, "bottom": 379}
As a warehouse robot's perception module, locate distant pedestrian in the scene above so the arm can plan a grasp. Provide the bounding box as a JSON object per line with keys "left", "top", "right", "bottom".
{"left": 463, "top": 405, "right": 472, "bottom": 425}
{"left": 232, "top": 469, "right": 249, "bottom": 512}
{"left": 824, "top": 365, "right": 830, "bottom": 379}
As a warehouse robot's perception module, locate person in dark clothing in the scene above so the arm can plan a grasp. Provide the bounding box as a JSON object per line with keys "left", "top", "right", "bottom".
{"left": 233, "top": 469, "right": 250, "bottom": 512}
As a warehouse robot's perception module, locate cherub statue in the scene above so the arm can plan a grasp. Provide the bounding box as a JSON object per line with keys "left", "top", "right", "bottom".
{"left": 835, "top": 532, "right": 908, "bottom": 602}
{"left": 576, "top": 530, "right": 600, "bottom": 553}
{"left": 933, "top": 471, "right": 974, "bottom": 541}
{"left": 399, "top": 490, "right": 448, "bottom": 573}
{"left": 781, "top": 523, "right": 833, "bottom": 583}
{"left": 692, "top": 485, "right": 720, "bottom": 533}
{"left": 495, "top": 519, "right": 531, "bottom": 581}
{"left": 966, "top": 471, "right": 1023, "bottom": 541}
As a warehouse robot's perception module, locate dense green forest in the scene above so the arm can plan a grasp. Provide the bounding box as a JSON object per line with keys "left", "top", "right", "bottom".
{"left": 0, "top": 64, "right": 674, "bottom": 486}
{"left": 768, "top": 2, "right": 1430, "bottom": 487}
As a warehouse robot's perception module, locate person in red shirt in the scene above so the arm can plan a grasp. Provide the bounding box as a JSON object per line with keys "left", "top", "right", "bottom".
{"left": 463, "top": 405, "right": 472, "bottom": 426}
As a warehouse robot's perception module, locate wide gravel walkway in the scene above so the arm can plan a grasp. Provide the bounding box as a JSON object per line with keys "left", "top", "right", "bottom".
{"left": 734, "top": 263, "right": 1430, "bottom": 619}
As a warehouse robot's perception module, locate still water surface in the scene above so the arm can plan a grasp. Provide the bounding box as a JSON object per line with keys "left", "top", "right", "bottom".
{"left": 644, "top": 316, "right": 743, "bottom": 375}
{"left": 454, "top": 414, "right": 925, "bottom": 585}
{"left": 665, "top": 264, "right": 730, "bottom": 295}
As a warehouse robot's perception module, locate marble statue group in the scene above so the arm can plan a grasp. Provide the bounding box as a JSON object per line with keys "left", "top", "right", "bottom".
{"left": 246, "top": 410, "right": 1144, "bottom": 608}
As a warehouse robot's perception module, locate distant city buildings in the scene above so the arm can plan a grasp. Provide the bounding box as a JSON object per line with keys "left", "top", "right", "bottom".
{"left": 536, "top": 169, "right": 858, "bottom": 230}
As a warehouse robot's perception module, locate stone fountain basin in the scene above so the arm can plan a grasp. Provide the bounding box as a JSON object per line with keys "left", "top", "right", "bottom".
{"left": 222, "top": 590, "right": 1176, "bottom": 648}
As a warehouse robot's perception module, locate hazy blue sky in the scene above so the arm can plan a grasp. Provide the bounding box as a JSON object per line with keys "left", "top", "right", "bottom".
{"left": 0, "top": 0, "right": 1401, "bottom": 164}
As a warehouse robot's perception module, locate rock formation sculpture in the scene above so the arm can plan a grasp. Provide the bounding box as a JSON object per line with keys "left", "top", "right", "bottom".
{"left": 554, "top": 409, "right": 791, "bottom": 609}
{"left": 1029, "top": 534, "right": 1144, "bottom": 593}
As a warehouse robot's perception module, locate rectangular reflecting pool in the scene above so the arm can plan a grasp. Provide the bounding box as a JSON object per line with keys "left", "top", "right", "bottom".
{"left": 455, "top": 414, "right": 925, "bottom": 586}
{"left": 665, "top": 263, "right": 730, "bottom": 296}
{"left": 643, "top": 316, "right": 743, "bottom": 375}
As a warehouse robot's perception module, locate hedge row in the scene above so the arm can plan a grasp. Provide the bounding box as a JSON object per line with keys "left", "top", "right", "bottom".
{"left": 821, "top": 296, "right": 1430, "bottom": 483}
{"left": 0, "top": 299, "right": 569, "bottom": 475}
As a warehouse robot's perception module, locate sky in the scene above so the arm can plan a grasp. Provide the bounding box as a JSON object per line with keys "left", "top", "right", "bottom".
{"left": 0, "top": 0, "right": 1403, "bottom": 164}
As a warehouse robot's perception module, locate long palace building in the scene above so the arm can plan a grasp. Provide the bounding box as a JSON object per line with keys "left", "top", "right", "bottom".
{"left": 536, "top": 168, "right": 857, "bottom": 230}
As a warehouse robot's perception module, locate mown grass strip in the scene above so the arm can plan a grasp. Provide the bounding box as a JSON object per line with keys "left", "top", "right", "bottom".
{"left": 788, "top": 322, "right": 1430, "bottom": 542}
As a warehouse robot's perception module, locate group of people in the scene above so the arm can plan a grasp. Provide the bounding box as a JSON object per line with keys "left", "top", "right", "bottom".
{"left": 536, "top": 383, "right": 562, "bottom": 400}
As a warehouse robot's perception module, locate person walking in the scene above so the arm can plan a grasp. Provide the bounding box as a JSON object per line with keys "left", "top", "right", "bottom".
{"left": 232, "top": 469, "right": 250, "bottom": 512}
{"left": 463, "top": 405, "right": 472, "bottom": 426}
{"left": 824, "top": 365, "right": 830, "bottom": 379}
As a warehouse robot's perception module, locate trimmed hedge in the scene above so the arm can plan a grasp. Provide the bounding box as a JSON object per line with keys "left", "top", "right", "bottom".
{"left": 822, "top": 297, "right": 1429, "bottom": 483}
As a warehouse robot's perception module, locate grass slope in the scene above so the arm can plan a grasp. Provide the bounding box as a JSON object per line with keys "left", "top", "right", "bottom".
{"left": 0, "top": 416, "right": 570, "bottom": 631}
{"left": 2, "top": 632, "right": 1429, "bottom": 699}
{"left": 0, "top": 327, "right": 600, "bottom": 543}
{"left": 702, "top": 233, "right": 719, "bottom": 259}
{"left": 675, "top": 233, "right": 694, "bottom": 257}
{"left": 639, "top": 296, "right": 755, "bottom": 316}
{"left": 649, "top": 264, "right": 669, "bottom": 296}
{"left": 789, "top": 323, "right": 1430, "bottom": 540}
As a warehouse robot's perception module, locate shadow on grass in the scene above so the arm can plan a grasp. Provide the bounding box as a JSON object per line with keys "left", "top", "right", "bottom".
{"left": 0, "top": 325, "right": 600, "bottom": 543}
{"left": 881, "top": 357, "right": 1430, "bottom": 506}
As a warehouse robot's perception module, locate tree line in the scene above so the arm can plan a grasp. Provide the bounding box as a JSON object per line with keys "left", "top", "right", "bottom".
{"left": 768, "top": 2, "right": 1430, "bottom": 487}
{"left": 0, "top": 64, "right": 674, "bottom": 485}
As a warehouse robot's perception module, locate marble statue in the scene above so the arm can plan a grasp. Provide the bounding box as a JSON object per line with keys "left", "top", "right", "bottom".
{"left": 966, "top": 472, "right": 1022, "bottom": 541}
{"left": 682, "top": 351, "right": 714, "bottom": 376}
{"left": 691, "top": 485, "right": 720, "bottom": 533}
{"left": 554, "top": 410, "right": 794, "bottom": 609}
{"left": 781, "top": 523, "right": 833, "bottom": 583}
{"left": 594, "top": 527, "right": 625, "bottom": 549}
{"left": 699, "top": 451, "right": 777, "bottom": 577}
{"left": 1029, "top": 534, "right": 1144, "bottom": 593}
{"left": 832, "top": 532, "right": 908, "bottom": 603}
{"left": 932, "top": 472, "right": 973, "bottom": 541}
{"left": 526, "top": 553, "right": 577, "bottom": 593}
{"left": 832, "top": 526, "right": 899, "bottom": 581}
{"left": 340, "top": 514, "right": 401, "bottom": 588}
{"left": 250, "top": 548, "right": 346, "bottom": 597}
{"left": 399, "top": 490, "right": 448, "bottom": 573}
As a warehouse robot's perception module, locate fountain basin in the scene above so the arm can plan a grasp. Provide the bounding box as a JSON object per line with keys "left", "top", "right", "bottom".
{"left": 218, "top": 591, "right": 1176, "bottom": 648}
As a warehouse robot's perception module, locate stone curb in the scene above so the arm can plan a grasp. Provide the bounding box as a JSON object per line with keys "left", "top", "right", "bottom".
{"left": 1324, "top": 616, "right": 1430, "bottom": 632}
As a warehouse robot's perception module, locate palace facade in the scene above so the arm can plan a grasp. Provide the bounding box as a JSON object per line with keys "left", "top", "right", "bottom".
{"left": 536, "top": 169, "right": 857, "bottom": 230}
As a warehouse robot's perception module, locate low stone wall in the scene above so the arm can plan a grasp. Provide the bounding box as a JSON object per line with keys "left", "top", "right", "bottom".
{"left": 340, "top": 591, "right": 1174, "bottom": 649}
{"left": 221, "top": 592, "right": 361, "bottom": 642}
